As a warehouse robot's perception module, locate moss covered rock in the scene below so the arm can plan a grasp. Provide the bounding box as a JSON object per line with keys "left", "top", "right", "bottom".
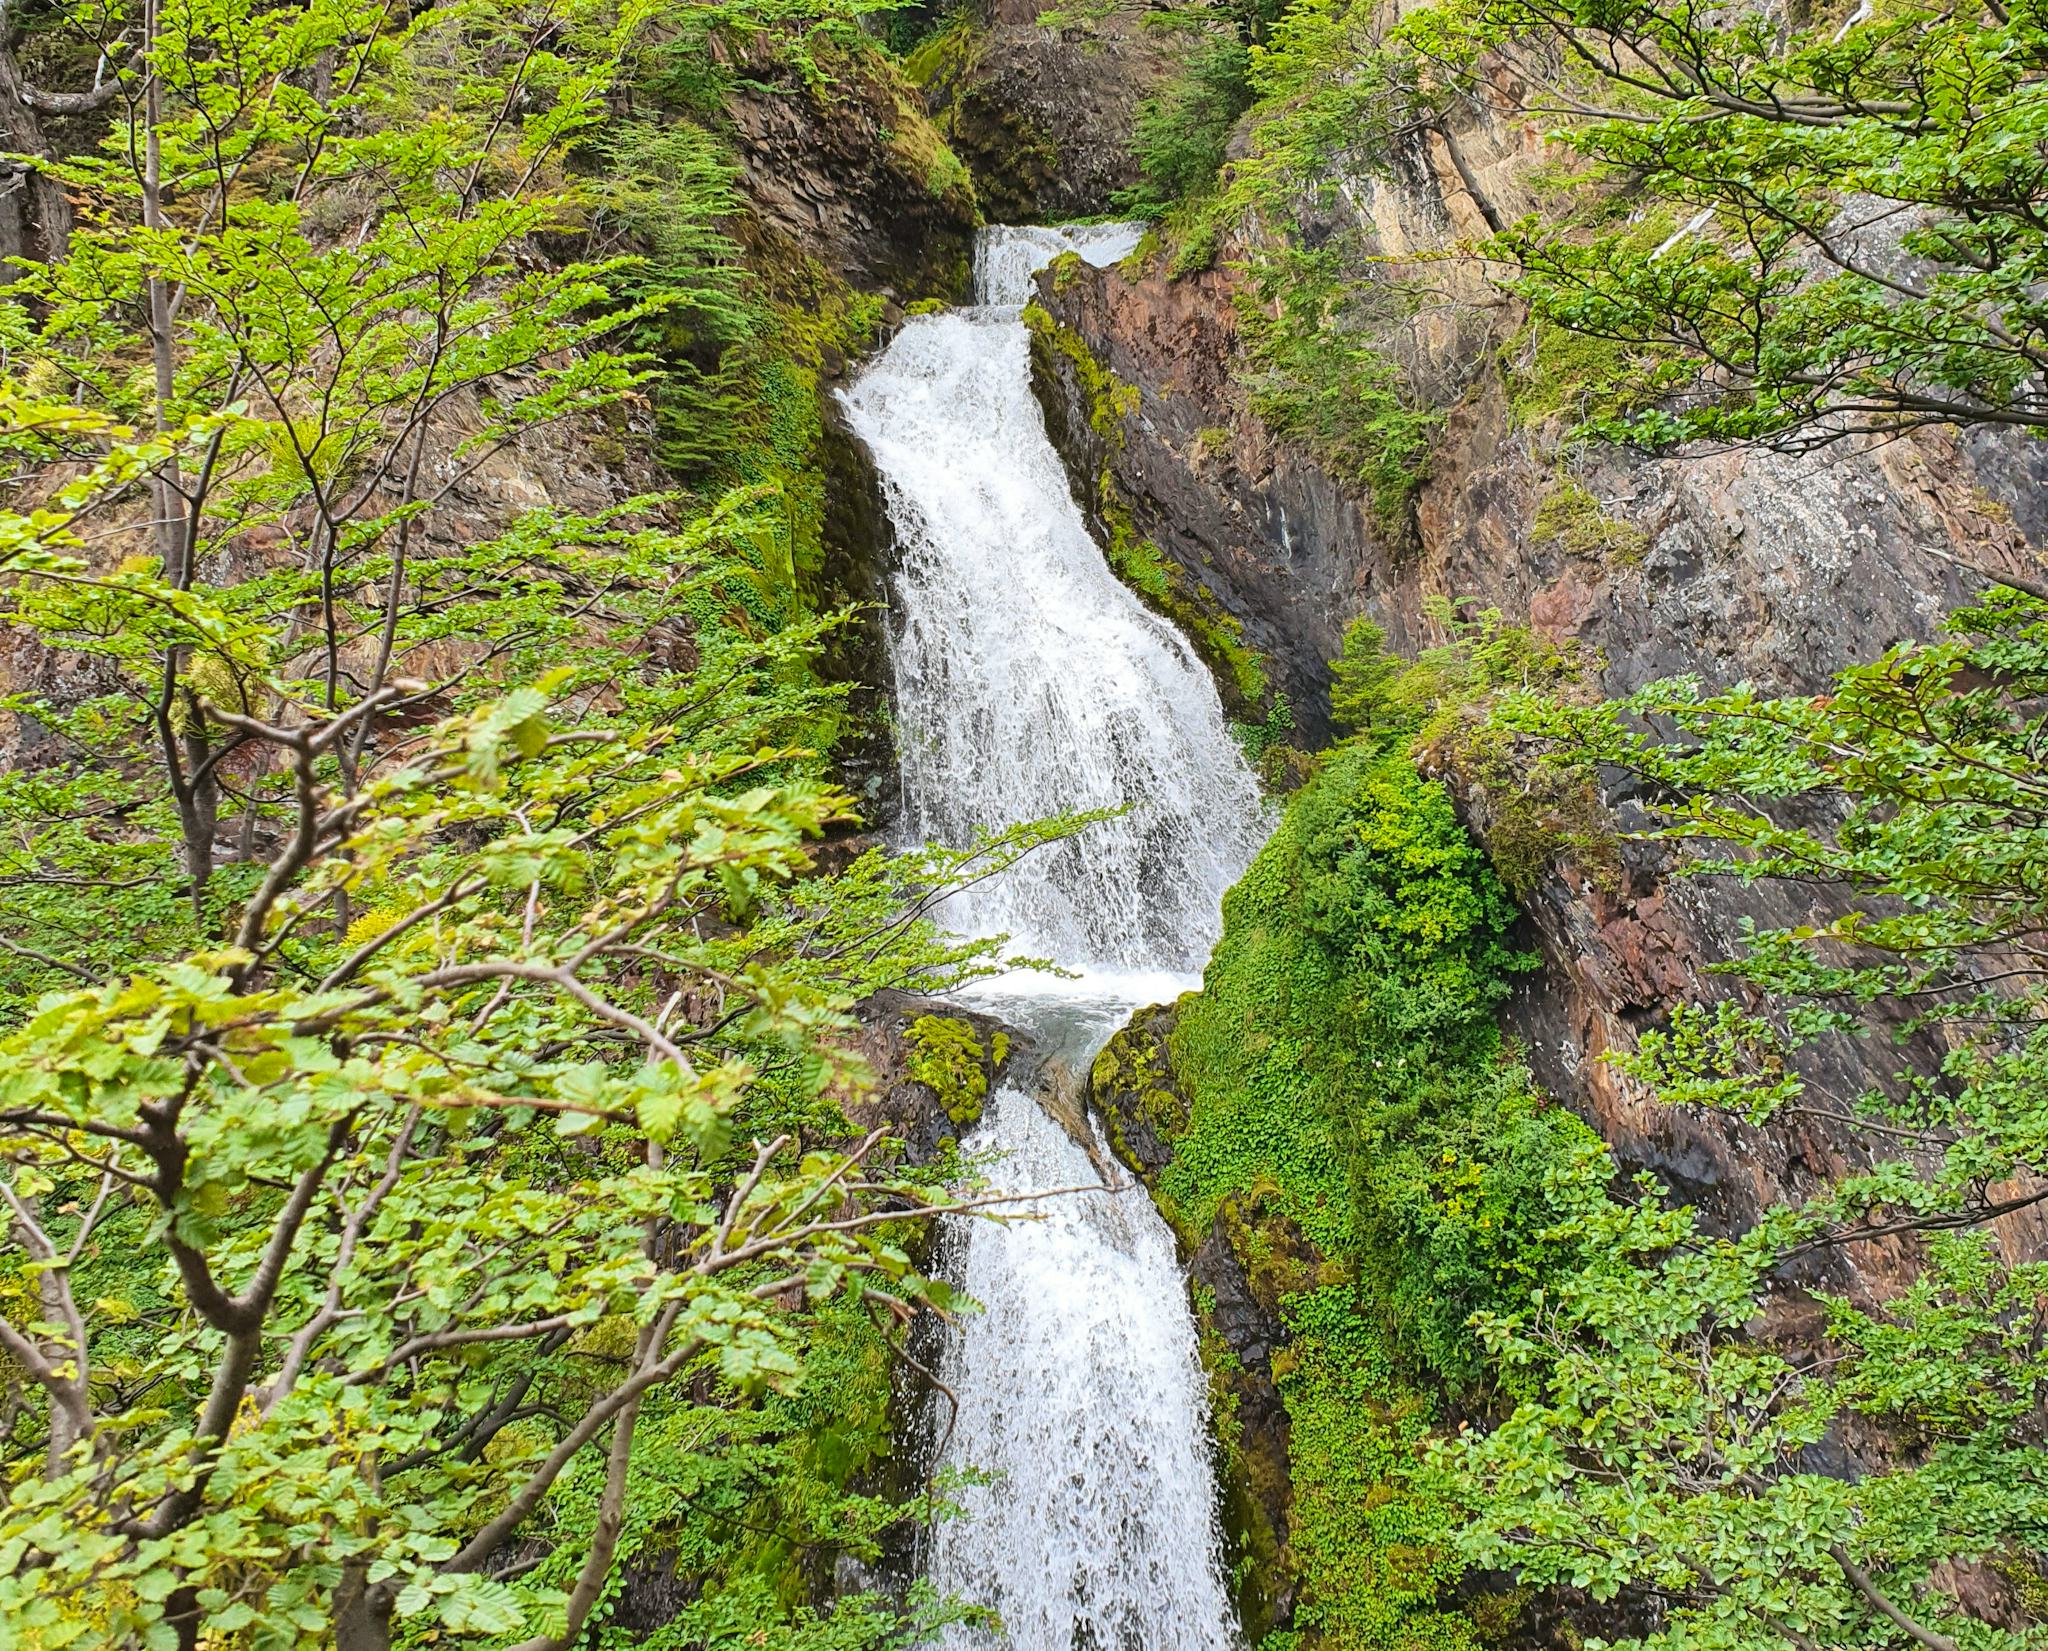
{"left": 908, "top": 9, "right": 1193, "bottom": 220}
{"left": 1022, "top": 298, "right": 1279, "bottom": 731}
{"left": 725, "top": 36, "right": 977, "bottom": 303}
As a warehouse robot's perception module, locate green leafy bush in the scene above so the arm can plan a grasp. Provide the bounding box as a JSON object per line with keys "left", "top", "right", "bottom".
{"left": 1235, "top": 246, "right": 1441, "bottom": 536}
{"left": 1328, "top": 600, "right": 1616, "bottom": 895}
{"left": 1121, "top": 33, "right": 1255, "bottom": 214}
{"left": 1166, "top": 743, "right": 1581, "bottom": 1336}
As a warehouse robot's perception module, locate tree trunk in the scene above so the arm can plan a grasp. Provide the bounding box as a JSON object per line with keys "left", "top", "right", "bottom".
{"left": 0, "top": 36, "right": 73, "bottom": 268}
{"left": 334, "top": 1566, "right": 395, "bottom": 1651}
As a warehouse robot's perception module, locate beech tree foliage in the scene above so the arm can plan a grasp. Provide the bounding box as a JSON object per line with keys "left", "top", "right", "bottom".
{"left": 1434, "top": 591, "right": 2048, "bottom": 1651}
{"left": 0, "top": 0, "right": 1046, "bottom": 1645}
{"left": 1421, "top": 0, "right": 2048, "bottom": 447}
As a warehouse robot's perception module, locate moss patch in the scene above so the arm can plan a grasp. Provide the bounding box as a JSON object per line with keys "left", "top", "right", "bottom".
{"left": 1233, "top": 245, "right": 1440, "bottom": 542}
{"left": 903, "top": 17, "right": 980, "bottom": 90}
{"left": 1090, "top": 1006, "right": 1189, "bottom": 1181}
{"left": 903, "top": 1014, "right": 1010, "bottom": 1128}
{"left": 1530, "top": 476, "right": 1649, "bottom": 568}
{"left": 907, "top": 19, "right": 1060, "bottom": 224}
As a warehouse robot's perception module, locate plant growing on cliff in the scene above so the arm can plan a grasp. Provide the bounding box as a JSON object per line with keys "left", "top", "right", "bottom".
{"left": 1433, "top": 589, "right": 2048, "bottom": 1650}
{"left": 1329, "top": 599, "right": 1614, "bottom": 893}
{"left": 1123, "top": 29, "right": 1257, "bottom": 214}
{"left": 1163, "top": 740, "right": 1576, "bottom": 1360}
{"left": 1419, "top": 0, "right": 2048, "bottom": 454}
{"left": 1127, "top": 733, "right": 1595, "bottom": 1645}
{"left": 1235, "top": 244, "right": 1442, "bottom": 536}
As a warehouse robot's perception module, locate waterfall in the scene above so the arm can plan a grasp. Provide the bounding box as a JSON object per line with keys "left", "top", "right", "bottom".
{"left": 839, "top": 225, "right": 1269, "bottom": 1651}
{"left": 843, "top": 227, "right": 1266, "bottom": 971}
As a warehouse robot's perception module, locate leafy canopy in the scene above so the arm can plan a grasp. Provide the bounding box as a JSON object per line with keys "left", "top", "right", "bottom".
{"left": 0, "top": 0, "right": 1062, "bottom": 1645}
{"left": 1434, "top": 591, "right": 2048, "bottom": 1651}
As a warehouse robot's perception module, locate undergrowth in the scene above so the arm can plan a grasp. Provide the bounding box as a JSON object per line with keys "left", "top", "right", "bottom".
{"left": 1129, "top": 722, "right": 1600, "bottom": 1644}
{"left": 1235, "top": 245, "right": 1440, "bottom": 539}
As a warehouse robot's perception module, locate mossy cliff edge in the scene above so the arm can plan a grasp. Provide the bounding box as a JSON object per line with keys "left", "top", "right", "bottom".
{"left": 1023, "top": 285, "right": 1309, "bottom": 784}
{"left": 1091, "top": 742, "right": 1600, "bottom": 1649}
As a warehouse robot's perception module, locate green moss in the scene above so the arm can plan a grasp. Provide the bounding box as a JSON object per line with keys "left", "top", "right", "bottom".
{"left": 1530, "top": 476, "right": 1649, "bottom": 568}
{"left": 1090, "top": 1009, "right": 1192, "bottom": 1188}
{"left": 1275, "top": 1292, "right": 1482, "bottom": 1651}
{"left": 1193, "top": 1279, "right": 1294, "bottom": 1642}
{"left": 1119, "top": 229, "right": 1164, "bottom": 277}
{"left": 1162, "top": 745, "right": 1539, "bottom": 1260}
{"left": 1024, "top": 299, "right": 1139, "bottom": 438}
{"left": 904, "top": 18, "right": 1059, "bottom": 220}
{"left": 904, "top": 1013, "right": 1007, "bottom": 1127}
{"left": 1502, "top": 313, "right": 1666, "bottom": 432}
{"left": 1153, "top": 744, "right": 1600, "bottom": 1643}
{"left": 1163, "top": 192, "right": 1226, "bottom": 277}
{"left": 903, "top": 18, "right": 979, "bottom": 89}
{"left": 924, "top": 136, "right": 972, "bottom": 202}
{"left": 884, "top": 91, "right": 979, "bottom": 224}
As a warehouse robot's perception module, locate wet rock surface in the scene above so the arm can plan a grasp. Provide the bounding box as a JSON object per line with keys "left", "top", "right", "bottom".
{"left": 915, "top": 2, "right": 1192, "bottom": 220}
{"left": 725, "top": 39, "right": 979, "bottom": 301}
{"left": 812, "top": 399, "right": 905, "bottom": 822}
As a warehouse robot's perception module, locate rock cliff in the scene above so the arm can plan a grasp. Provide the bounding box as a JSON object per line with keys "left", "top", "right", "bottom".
{"left": 910, "top": 1, "right": 1192, "bottom": 220}
{"left": 725, "top": 36, "right": 981, "bottom": 301}
{"left": 1032, "top": 118, "right": 2048, "bottom": 1265}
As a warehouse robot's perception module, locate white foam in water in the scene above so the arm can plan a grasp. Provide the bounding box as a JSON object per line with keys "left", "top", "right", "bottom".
{"left": 842, "top": 230, "right": 1267, "bottom": 973}
{"left": 841, "top": 223, "right": 1267, "bottom": 1651}
{"left": 972, "top": 222, "right": 1147, "bottom": 307}
{"left": 925, "top": 1084, "right": 1234, "bottom": 1651}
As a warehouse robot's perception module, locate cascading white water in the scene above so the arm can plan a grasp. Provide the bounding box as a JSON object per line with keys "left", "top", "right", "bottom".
{"left": 843, "top": 229, "right": 1266, "bottom": 969}
{"left": 840, "top": 225, "right": 1269, "bottom": 1651}
{"left": 970, "top": 222, "right": 1146, "bottom": 306}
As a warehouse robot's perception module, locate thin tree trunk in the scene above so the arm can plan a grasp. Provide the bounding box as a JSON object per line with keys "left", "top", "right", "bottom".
{"left": 334, "top": 1561, "right": 395, "bottom": 1651}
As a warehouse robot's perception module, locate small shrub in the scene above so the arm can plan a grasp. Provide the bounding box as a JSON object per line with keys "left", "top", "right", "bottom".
{"left": 1120, "top": 34, "right": 1254, "bottom": 215}
{"left": 1530, "top": 477, "right": 1649, "bottom": 567}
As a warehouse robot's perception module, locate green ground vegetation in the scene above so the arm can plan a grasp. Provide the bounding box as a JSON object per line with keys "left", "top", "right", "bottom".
{"left": 1142, "top": 578, "right": 2048, "bottom": 1649}
{"left": 1105, "top": 680, "right": 1599, "bottom": 1644}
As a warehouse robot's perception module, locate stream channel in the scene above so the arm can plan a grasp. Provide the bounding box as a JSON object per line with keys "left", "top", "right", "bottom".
{"left": 839, "top": 223, "right": 1272, "bottom": 1651}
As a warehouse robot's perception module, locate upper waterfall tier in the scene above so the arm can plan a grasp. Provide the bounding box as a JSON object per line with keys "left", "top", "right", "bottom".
{"left": 838, "top": 228, "right": 1268, "bottom": 974}
{"left": 973, "top": 222, "right": 1145, "bottom": 306}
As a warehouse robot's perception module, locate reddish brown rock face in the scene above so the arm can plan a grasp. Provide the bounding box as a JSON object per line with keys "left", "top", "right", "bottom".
{"left": 1022, "top": 134, "right": 2048, "bottom": 1285}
